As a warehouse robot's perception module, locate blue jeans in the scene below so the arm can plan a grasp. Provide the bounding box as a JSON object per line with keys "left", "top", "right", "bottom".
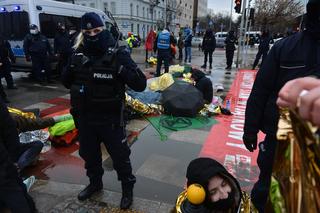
{"left": 184, "top": 46, "right": 191, "bottom": 63}
{"left": 17, "top": 141, "right": 43, "bottom": 171}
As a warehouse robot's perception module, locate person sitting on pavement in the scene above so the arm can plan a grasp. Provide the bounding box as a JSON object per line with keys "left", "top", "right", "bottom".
{"left": 172, "top": 157, "right": 257, "bottom": 213}
{"left": 0, "top": 97, "right": 37, "bottom": 213}
{"left": 8, "top": 107, "right": 69, "bottom": 172}
{"left": 191, "top": 69, "right": 213, "bottom": 104}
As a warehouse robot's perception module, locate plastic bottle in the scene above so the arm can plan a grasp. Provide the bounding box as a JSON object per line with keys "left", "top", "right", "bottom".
{"left": 226, "top": 99, "right": 231, "bottom": 110}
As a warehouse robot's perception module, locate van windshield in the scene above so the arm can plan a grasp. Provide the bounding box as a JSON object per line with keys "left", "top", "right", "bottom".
{"left": 0, "top": 11, "right": 29, "bottom": 40}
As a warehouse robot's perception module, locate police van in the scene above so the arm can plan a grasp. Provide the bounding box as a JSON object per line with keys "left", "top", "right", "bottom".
{"left": 0, "top": 0, "right": 112, "bottom": 72}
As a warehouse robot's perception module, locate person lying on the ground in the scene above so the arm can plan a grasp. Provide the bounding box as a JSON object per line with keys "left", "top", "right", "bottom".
{"left": 277, "top": 77, "right": 320, "bottom": 127}
{"left": 191, "top": 69, "right": 213, "bottom": 104}
{"left": 0, "top": 97, "right": 37, "bottom": 213}
{"left": 172, "top": 157, "right": 257, "bottom": 213}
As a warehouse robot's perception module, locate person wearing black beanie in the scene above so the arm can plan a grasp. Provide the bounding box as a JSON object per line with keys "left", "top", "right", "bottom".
{"left": 243, "top": 0, "right": 320, "bottom": 212}
{"left": 62, "top": 12, "right": 146, "bottom": 210}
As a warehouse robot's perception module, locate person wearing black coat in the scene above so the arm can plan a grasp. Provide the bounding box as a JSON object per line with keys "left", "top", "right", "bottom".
{"left": 0, "top": 35, "right": 17, "bottom": 89}
{"left": 201, "top": 29, "right": 216, "bottom": 69}
{"left": 0, "top": 98, "right": 36, "bottom": 213}
{"left": 243, "top": 0, "right": 320, "bottom": 212}
{"left": 54, "top": 23, "right": 73, "bottom": 74}
{"left": 224, "top": 30, "right": 236, "bottom": 70}
{"left": 191, "top": 69, "right": 213, "bottom": 104}
{"left": 252, "top": 30, "right": 272, "bottom": 70}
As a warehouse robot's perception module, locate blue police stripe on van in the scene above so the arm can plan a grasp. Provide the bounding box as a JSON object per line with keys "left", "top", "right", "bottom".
{"left": 12, "top": 48, "right": 25, "bottom": 57}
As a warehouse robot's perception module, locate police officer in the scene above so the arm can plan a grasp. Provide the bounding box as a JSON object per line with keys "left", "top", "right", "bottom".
{"left": 0, "top": 34, "right": 17, "bottom": 89}
{"left": 23, "top": 24, "right": 53, "bottom": 83}
{"left": 154, "top": 27, "right": 172, "bottom": 77}
{"left": 0, "top": 59, "right": 9, "bottom": 103}
{"left": 54, "top": 23, "right": 72, "bottom": 74}
{"left": 0, "top": 97, "right": 37, "bottom": 213}
{"left": 243, "top": 0, "right": 320, "bottom": 212}
{"left": 252, "top": 30, "right": 272, "bottom": 70}
{"left": 224, "top": 30, "right": 236, "bottom": 70}
{"left": 201, "top": 28, "right": 216, "bottom": 70}
{"left": 62, "top": 12, "right": 146, "bottom": 210}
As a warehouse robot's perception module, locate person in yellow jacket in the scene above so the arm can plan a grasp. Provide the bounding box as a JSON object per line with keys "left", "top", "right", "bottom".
{"left": 126, "top": 33, "right": 135, "bottom": 54}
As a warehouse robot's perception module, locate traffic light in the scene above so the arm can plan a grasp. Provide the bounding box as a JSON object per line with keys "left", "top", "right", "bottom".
{"left": 234, "top": 0, "right": 242, "bottom": 14}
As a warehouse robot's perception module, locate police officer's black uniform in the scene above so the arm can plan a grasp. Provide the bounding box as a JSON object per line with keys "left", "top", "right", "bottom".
{"left": 0, "top": 55, "right": 9, "bottom": 103}
{"left": 0, "top": 97, "right": 36, "bottom": 213}
{"left": 0, "top": 35, "right": 16, "bottom": 89}
{"left": 54, "top": 23, "right": 73, "bottom": 74}
{"left": 224, "top": 31, "right": 236, "bottom": 70}
{"left": 243, "top": 1, "right": 320, "bottom": 212}
{"left": 23, "top": 24, "right": 52, "bottom": 83}
{"left": 252, "top": 31, "right": 272, "bottom": 70}
{"left": 62, "top": 12, "right": 146, "bottom": 210}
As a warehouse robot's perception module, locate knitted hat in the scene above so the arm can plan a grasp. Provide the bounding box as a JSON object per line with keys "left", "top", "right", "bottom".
{"left": 81, "top": 12, "right": 104, "bottom": 30}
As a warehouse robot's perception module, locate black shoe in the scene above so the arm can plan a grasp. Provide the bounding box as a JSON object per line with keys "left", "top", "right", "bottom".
{"left": 77, "top": 181, "right": 103, "bottom": 201}
{"left": 252, "top": 67, "right": 255, "bottom": 70}
{"left": 201, "top": 64, "right": 206, "bottom": 69}
{"left": 120, "top": 190, "right": 133, "bottom": 210}
{"left": 7, "top": 85, "right": 18, "bottom": 89}
{"left": 225, "top": 66, "right": 230, "bottom": 70}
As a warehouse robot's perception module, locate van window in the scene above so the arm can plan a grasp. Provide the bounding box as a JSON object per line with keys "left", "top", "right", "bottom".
{"left": 0, "top": 11, "right": 29, "bottom": 40}
{"left": 39, "top": 13, "right": 81, "bottom": 38}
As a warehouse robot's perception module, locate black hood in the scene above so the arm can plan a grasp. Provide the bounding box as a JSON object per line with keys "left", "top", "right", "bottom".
{"left": 205, "top": 29, "right": 213, "bottom": 38}
{"left": 191, "top": 69, "right": 206, "bottom": 81}
{"left": 186, "top": 158, "right": 242, "bottom": 211}
{"left": 306, "top": 0, "right": 320, "bottom": 40}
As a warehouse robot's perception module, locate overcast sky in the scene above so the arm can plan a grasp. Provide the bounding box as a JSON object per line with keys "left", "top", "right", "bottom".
{"left": 208, "top": 0, "right": 232, "bottom": 14}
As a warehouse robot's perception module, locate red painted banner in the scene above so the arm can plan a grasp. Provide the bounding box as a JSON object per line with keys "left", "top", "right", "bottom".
{"left": 200, "top": 70, "right": 265, "bottom": 192}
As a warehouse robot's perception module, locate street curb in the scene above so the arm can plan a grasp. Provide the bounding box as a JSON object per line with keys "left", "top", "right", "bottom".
{"left": 30, "top": 180, "right": 173, "bottom": 213}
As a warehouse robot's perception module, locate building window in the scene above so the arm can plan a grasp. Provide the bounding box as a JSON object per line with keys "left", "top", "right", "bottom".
{"left": 185, "top": 3, "right": 187, "bottom": 7}
{"left": 131, "top": 23, "right": 134, "bottom": 32}
{"left": 137, "top": 23, "right": 140, "bottom": 35}
{"left": 185, "top": 14, "right": 186, "bottom": 18}
{"left": 143, "top": 7, "right": 145, "bottom": 18}
{"left": 81, "top": 3, "right": 86, "bottom": 6}
{"left": 147, "top": 8, "right": 149, "bottom": 18}
{"left": 130, "top": 4, "right": 133, "bottom": 16}
{"left": 190, "top": 5, "right": 192, "bottom": 9}
{"left": 190, "top": 15, "right": 191, "bottom": 19}
{"left": 136, "top": 5, "right": 139, "bottom": 17}
{"left": 158, "top": 11, "right": 160, "bottom": 19}
{"left": 111, "top": 2, "right": 116, "bottom": 14}
{"left": 90, "top": 3, "right": 95, "bottom": 8}
{"left": 103, "top": 2, "right": 108, "bottom": 12}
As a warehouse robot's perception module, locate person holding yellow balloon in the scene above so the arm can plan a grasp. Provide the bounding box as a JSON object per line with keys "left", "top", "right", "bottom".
{"left": 172, "top": 157, "right": 257, "bottom": 213}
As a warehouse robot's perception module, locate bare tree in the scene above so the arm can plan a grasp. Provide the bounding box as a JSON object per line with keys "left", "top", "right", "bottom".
{"left": 254, "top": 0, "right": 304, "bottom": 32}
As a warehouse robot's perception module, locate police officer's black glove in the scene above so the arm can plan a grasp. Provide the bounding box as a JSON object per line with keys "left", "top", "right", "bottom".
{"left": 243, "top": 133, "right": 257, "bottom": 152}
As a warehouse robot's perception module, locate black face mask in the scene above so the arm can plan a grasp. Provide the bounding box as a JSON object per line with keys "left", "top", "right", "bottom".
{"left": 206, "top": 189, "right": 236, "bottom": 211}
{"left": 306, "top": 2, "right": 320, "bottom": 40}
{"left": 83, "top": 30, "right": 109, "bottom": 56}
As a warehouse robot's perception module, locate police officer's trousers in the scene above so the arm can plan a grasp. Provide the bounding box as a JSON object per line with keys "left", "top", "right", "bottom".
{"left": 226, "top": 50, "right": 234, "bottom": 68}
{"left": 78, "top": 120, "right": 136, "bottom": 185}
{"left": 0, "top": 62, "right": 14, "bottom": 88}
{"left": 30, "top": 54, "right": 51, "bottom": 81}
{"left": 156, "top": 49, "right": 170, "bottom": 77}
{"left": 251, "top": 134, "right": 277, "bottom": 213}
{"left": 253, "top": 50, "right": 268, "bottom": 69}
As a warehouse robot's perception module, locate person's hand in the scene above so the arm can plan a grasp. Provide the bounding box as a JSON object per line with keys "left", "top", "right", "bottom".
{"left": 0, "top": 62, "right": 2, "bottom": 66}
{"left": 25, "top": 55, "right": 31, "bottom": 62}
{"left": 277, "top": 77, "right": 320, "bottom": 127}
{"left": 243, "top": 133, "right": 257, "bottom": 152}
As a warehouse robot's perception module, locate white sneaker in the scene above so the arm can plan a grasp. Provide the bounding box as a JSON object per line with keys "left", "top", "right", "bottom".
{"left": 23, "top": 176, "right": 36, "bottom": 192}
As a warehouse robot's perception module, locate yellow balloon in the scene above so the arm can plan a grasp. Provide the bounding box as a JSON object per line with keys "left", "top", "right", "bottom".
{"left": 186, "top": 184, "right": 206, "bottom": 205}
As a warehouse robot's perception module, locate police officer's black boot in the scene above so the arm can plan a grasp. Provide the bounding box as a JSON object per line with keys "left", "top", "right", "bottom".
{"left": 77, "top": 180, "right": 103, "bottom": 201}
{"left": 120, "top": 182, "right": 134, "bottom": 209}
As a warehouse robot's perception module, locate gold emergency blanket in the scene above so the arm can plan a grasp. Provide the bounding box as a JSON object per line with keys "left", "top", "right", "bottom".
{"left": 272, "top": 108, "right": 320, "bottom": 213}
{"left": 8, "top": 107, "right": 36, "bottom": 119}
{"left": 173, "top": 190, "right": 257, "bottom": 213}
{"left": 125, "top": 93, "right": 163, "bottom": 115}
{"left": 149, "top": 73, "right": 174, "bottom": 91}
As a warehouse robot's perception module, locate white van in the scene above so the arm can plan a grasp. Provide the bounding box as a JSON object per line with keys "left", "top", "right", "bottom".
{"left": 215, "top": 32, "right": 228, "bottom": 48}
{"left": 0, "top": 0, "right": 112, "bottom": 72}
